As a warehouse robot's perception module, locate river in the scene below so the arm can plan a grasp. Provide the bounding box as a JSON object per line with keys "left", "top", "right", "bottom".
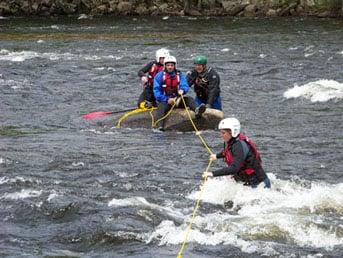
{"left": 1, "top": 16, "right": 343, "bottom": 257}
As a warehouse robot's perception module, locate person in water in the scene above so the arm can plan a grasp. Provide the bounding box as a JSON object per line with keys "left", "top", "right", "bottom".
{"left": 153, "top": 55, "right": 205, "bottom": 131}
{"left": 186, "top": 55, "right": 222, "bottom": 111}
{"left": 203, "top": 117, "right": 271, "bottom": 188}
{"left": 137, "top": 48, "right": 170, "bottom": 108}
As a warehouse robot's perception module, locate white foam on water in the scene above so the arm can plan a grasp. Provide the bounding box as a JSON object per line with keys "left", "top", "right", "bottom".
{"left": 0, "top": 176, "right": 8, "bottom": 184}
{"left": 305, "top": 52, "right": 315, "bottom": 57}
{"left": 81, "top": 129, "right": 116, "bottom": 135}
{"left": 0, "top": 50, "right": 39, "bottom": 62}
{"left": 71, "top": 161, "right": 84, "bottom": 167}
{"left": 0, "top": 176, "right": 40, "bottom": 185}
{"left": 2, "top": 189, "right": 42, "bottom": 200}
{"left": 37, "top": 40, "right": 45, "bottom": 44}
{"left": 108, "top": 196, "right": 184, "bottom": 220}
{"left": 221, "top": 48, "right": 230, "bottom": 52}
{"left": 304, "top": 45, "right": 316, "bottom": 57}
{"left": 0, "top": 49, "right": 121, "bottom": 62}
{"left": 78, "top": 14, "right": 89, "bottom": 20}
{"left": 283, "top": 79, "right": 343, "bottom": 102}
{"left": 288, "top": 46, "right": 299, "bottom": 51}
{"left": 0, "top": 78, "right": 31, "bottom": 89}
{"left": 47, "top": 190, "right": 58, "bottom": 202}
{"left": 147, "top": 174, "right": 343, "bottom": 252}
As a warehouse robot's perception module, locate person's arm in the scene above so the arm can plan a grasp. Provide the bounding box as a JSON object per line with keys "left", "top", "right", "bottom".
{"left": 153, "top": 72, "right": 167, "bottom": 103}
{"left": 206, "top": 68, "right": 220, "bottom": 107}
{"left": 186, "top": 70, "right": 197, "bottom": 87}
{"left": 138, "top": 61, "right": 154, "bottom": 77}
{"left": 179, "top": 72, "right": 190, "bottom": 95}
{"left": 212, "top": 141, "right": 245, "bottom": 177}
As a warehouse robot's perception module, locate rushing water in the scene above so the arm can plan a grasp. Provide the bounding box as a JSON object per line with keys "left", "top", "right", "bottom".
{"left": 1, "top": 16, "right": 343, "bottom": 257}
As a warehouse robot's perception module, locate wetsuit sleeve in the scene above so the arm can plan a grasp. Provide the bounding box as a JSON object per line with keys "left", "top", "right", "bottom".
{"left": 212, "top": 141, "right": 245, "bottom": 177}
{"left": 179, "top": 73, "right": 189, "bottom": 94}
{"left": 207, "top": 68, "right": 221, "bottom": 106}
{"left": 138, "top": 61, "right": 155, "bottom": 77}
{"left": 153, "top": 71, "right": 167, "bottom": 103}
{"left": 216, "top": 151, "right": 224, "bottom": 159}
{"left": 186, "top": 70, "right": 197, "bottom": 87}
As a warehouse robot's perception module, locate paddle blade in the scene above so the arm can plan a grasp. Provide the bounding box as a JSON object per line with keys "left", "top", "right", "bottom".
{"left": 82, "top": 111, "right": 113, "bottom": 120}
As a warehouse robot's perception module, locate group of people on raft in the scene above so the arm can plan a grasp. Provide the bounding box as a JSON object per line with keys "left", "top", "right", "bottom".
{"left": 137, "top": 48, "right": 221, "bottom": 130}
{"left": 137, "top": 48, "right": 271, "bottom": 189}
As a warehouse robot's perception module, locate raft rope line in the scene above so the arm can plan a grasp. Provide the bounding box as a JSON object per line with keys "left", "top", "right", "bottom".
{"left": 115, "top": 96, "right": 214, "bottom": 258}
{"left": 116, "top": 107, "right": 156, "bottom": 128}
{"left": 151, "top": 101, "right": 176, "bottom": 128}
{"left": 116, "top": 101, "right": 177, "bottom": 129}
{"left": 176, "top": 95, "right": 214, "bottom": 258}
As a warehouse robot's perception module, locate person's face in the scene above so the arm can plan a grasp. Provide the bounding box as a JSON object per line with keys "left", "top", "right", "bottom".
{"left": 159, "top": 57, "right": 165, "bottom": 64}
{"left": 165, "top": 63, "right": 175, "bottom": 72}
{"left": 220, "top": 129, "right": 232, "bottom": 142}
{"left": 195, "top": 64, "right": 205, "bottom": 73}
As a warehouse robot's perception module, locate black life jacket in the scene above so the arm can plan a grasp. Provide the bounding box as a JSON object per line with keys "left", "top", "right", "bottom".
{"left": 194, "top": 67, "right": 212, "bottom": 100}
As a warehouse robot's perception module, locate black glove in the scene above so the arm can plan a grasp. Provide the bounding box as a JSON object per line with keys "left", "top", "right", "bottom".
{"left": 144, "top": 101, "right": 153, "bottom": 108}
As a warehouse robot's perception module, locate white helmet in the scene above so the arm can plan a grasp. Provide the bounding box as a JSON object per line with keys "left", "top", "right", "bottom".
{"left": 164, "top": 55, "right": 177, "bottom": 66}
{"left": 155, "top": 48, "right": 170, "bottom": 62}
{"left": 218, "top": 117, "right": 240, "bottom": 137}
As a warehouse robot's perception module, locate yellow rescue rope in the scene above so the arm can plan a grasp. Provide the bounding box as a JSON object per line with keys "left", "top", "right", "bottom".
{"left": 116, "top": 96, "right": 215, "bottom": 257}
{"left": 180, "top": 95, "right": 213, "bottom": 155}
{"left": 116, "top": 101, "right": 177, "bottom": 129}
{"left": 116, "top": 107, "right": 156, "bottom": 128}
{"left": 151, "top": 101, "right": 176, "bottom": 128}
{"left": 176, "top": 95, "right": 214, "bottom": 258}
{"left": 177, "top": 159, "right": 212, "bottom": 258}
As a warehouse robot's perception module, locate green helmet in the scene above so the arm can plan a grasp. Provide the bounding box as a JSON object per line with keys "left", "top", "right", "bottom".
{"left": 194, "top": 55, "right": 207, "bottom": 65}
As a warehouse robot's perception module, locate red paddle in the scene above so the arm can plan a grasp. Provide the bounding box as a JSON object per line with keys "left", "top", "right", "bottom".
{"left": 82, "top": 108, "right": 135, "bottom": 120}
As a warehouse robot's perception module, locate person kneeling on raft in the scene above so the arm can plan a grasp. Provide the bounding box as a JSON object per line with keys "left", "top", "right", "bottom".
{"left": 153, "top": 55, "right": 205, "bottom": 131}
{"left": 203, "top": 117, "right": 271, "bottom": 188}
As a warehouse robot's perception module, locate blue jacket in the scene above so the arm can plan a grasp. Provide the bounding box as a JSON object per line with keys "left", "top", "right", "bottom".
{"left": 153, "top": 70, "right": 189, "bottom": 103}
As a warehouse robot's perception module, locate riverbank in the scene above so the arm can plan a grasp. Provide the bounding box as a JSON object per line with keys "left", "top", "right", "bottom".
{"left": 0, "top": 0, "right": 342, "bottom": 18}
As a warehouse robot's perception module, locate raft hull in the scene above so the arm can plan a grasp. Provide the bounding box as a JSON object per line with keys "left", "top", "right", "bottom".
{"left": 119, "top": 108, "right": 224, "bottom": 131}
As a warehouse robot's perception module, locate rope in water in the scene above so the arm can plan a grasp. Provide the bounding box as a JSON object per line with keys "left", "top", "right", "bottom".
{"left": 116, "top": 96, "right": 214, "bottom": 258}
{"left": 176, "top": 95, "right": 214, "bottom": 258}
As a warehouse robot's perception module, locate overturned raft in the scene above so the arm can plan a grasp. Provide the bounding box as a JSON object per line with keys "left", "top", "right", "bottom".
{"left": 118, "top": 108, "right": 224, "bottom": 131}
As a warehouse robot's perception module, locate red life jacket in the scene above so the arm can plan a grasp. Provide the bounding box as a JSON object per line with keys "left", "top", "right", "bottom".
{"left": 162, "top": 71, "right": 180, "bottom": 97}
{"left": 147, "top": 62, "right": 164, "bottom": 86}
{"left": 223, "top": 133, "right": 262, "bottom": 176}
